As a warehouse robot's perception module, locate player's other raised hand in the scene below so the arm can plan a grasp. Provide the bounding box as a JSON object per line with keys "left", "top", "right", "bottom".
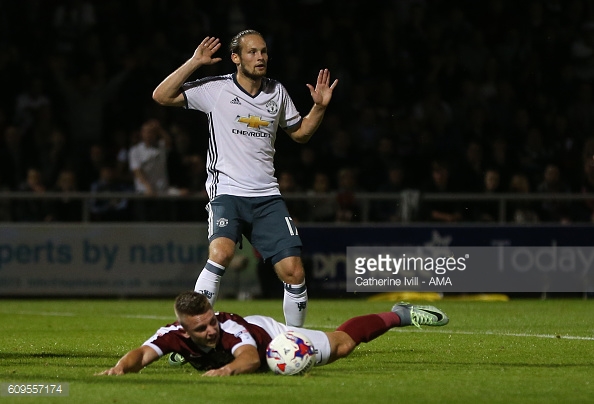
{"left": 192, "top": 36, "right": 223, "bottom": 66}
{"left": 306, "top": 69, "right": 338, "bottom": 108}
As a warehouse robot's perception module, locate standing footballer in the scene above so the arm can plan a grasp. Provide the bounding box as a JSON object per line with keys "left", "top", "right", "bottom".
{"left": 152, "top": 30, "right": 338, "bottom": 327}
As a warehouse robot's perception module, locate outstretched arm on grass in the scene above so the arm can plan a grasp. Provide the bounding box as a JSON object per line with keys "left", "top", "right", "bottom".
{"left": 96, "top": 346, "right": 159, "bottom": 375}
{"left": 201, "top": 345, "right": 261, "bottom": 376}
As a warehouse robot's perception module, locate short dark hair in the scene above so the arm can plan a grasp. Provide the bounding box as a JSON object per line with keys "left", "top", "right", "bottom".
{"left": 229, "top": 29, "right": 263, "bottom": 54}
{"left": 174, "top": 291, "right": 211, "bottom": 317}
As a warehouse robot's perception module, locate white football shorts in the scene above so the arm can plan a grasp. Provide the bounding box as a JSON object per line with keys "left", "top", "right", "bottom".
{"left": 244, "top": 315, "right": 331, "bottom": 366}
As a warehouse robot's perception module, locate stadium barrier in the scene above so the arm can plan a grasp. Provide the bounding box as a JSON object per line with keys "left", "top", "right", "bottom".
{"left": 1, "top": 193, "right": 592, "bottom": 297}
{"left": 0, "top": 190, "right": 592, "bottom": 223}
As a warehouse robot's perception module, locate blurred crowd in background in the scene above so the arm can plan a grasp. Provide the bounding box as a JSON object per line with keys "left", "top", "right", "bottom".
{"left": 2, "top": 0, "right": 594, "bottom": 224}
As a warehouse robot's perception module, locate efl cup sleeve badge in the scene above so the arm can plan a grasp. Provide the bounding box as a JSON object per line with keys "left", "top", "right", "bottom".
{"left": 217, "top": 218, "right": 229, "bottom": 227}
{"left": 266, "top": 100, "right": 279, "bottom": 114}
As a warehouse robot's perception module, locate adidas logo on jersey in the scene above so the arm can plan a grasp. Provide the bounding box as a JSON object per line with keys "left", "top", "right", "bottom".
{"left": 230, "top": 97, "right": 241, "bottom": 105}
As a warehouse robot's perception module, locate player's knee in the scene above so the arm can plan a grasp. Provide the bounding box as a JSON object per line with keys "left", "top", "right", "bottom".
{"left": 209, "top": 251, "right": 234, "bottom": 267}
{"left": 208, "top": 241, "right": 235, "bottom": 267}
{"left": 281, "top": 267, "right": 305, "bottom": 284}
{"left": 329, "top": 332, "right": 357, "bottom": 362}
{"left": 275, "top": 262, "right": 305, "bottom": 284}
{"left": 273, "top": 250, "right": 305, "bottom": 284}
{"left": 337, "top": 338, "right": 357, "bottom": 358}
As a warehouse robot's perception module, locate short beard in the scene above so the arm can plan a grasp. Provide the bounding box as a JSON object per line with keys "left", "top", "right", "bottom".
{"left": 239, "top": 64, "right": 266, "bottom": 81}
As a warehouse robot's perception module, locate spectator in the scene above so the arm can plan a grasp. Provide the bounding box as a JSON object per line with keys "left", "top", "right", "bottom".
{"left": 517, "top": 126, "right": 551, "bottom": 186}
{"left": 129, "top": 119, "right": 176, "bottom": 221}
{"left": 0, "top": 172, "right": 12, "bottom": 221}
{"left": 473, "top": 168, "right": 502, "bottom": 223}
{"left": 278, "top": 170, "right": 306, "bottom": 223}
{"left": 294, "top": 147, "right": 318, "bottom": 191}
{"left": 110, "top": 128, "right": 134, "bottom": 186}
{"left": 486, "top": 79, "right": 517, "bottom": 133}
{"left": 52, "top": 0, "right": 96, "bottom": 54}
{"left": 486, "top": 136, "right": 517, "bottom": 188}
{"left": 306, "top": 172, "right": 337, "bottom": 223}
{"left": 28, "top": 103, "right": 61, "bottom": 160}
{"left": 509, "top": 107, "right": 532, "bottom": 145}
{"left": 460, "top": 104, "right": 489, "bottom": 144}
{"left": 536, "top": 163, "right": 572, "bottom": 223}
{"left": 89, "top": 163, "right": 131, "bottom": 222}
{"left": 354, "top": 106, "right": 384, "bottom": 152}
{"left": 565, "top": 81, "right": 594, "bottom": 136}
{"left": 166, "top": 124, "right": 199, "bottom": 190}
{"left": 4, "top": 1, "right": 594, "bottom": 227}
{"left": 579, "top": 156, "right": 594, "bottom": 222}
{"left": 76, "top": 143, "right": 108, "bottom": 192}
{"left": 50, "top": 57, "right": 132, "bottom": 153}
{"left": 412, "top": 87, "right": 453, "bottom": 143}
{"left": 14, "top": 76, "right": 51, "bottom": 133}
{"left": 371, "top": 162, "right": 406, "bottom": 222}
{"left": 507, "top": 173, "right": 539, "bottom": 223}
{"left": 177, "top": 154, "right": 208, "bottom": 222}
{"left": 14, "top": 167, "right": 48, "bottom": 222}
{"left": 129, "top": 119, "right": 170, "bottom": 195}
{"left": 185, "top": 155, "right": 207, "bottom": 196}
{"left": 325, "top": 129, "right": 355, "bottom": 178}
{"left": 458, "top": 140, "right": 485, "bottom": 192}
{"left": 46, "top": 168, "right": 82, "bottom": 222}
{"left": 0, "top": 125, "right": 38, "bottom": 190}
{"left": 420, "top": 159, "right": 464, "bottom": 223}
{"left": 37, "top": 128, "right": 71, "bottom": 189}
{"left": 359, "top": 136, "right": 397, "bottom": 192}
{"left": 548, "top": 113, "right": 581, "bottom": 191}
{"left": 0, "top": 108, "right": 7, "bottom": 142}
{"left": 335, "top": 167, "right": 361, "bottom": 222}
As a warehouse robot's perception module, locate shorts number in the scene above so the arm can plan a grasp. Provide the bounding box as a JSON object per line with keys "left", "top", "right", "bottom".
{"left": 284, "top": 216, "right": 298, "bottom": 236}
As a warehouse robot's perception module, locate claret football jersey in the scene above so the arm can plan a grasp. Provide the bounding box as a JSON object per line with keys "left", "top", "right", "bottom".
{"left": 142, "top": 312, "right": 273, "bottom": 371}
{"left": 182, "top": 73, "right": 302, "bottom": 199}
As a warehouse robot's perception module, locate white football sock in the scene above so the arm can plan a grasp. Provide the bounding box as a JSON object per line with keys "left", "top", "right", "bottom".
{"left": 283, "top": 281, "right": 308, "bottom": 327}
{"left": 194, "top": 260, "right": 225, "bottom": 306}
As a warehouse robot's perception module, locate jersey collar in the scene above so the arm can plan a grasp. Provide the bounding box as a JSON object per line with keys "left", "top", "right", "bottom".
{"left": 232, "top": 72, "right": 264, "bottom": 98}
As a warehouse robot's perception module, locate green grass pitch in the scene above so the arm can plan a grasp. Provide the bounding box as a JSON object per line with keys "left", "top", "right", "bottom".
{"left": 1, "top": 298, "right": 593, "bottom": 404}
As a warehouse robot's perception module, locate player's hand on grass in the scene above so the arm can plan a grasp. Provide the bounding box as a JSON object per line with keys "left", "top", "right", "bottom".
{"left": 95, "top": 367, "right": 124, "bottom": 376}
{"left": 202, "top": 366, "right": 233, "bottom": 377}
{"left": 307, "top": 69, "right": 338, "bottom": 108}
{"left": 192, "top": 37, "right": 222, "bottom": 66}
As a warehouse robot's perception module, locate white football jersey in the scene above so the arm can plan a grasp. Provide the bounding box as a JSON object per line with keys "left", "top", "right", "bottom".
{"left": 182, "top": 73, "right": 302, "bottom": 199}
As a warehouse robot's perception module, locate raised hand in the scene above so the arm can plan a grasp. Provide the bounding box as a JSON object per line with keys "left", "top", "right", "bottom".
{"left": 306, "top": 69, "right": 339, "bottom": 108}
{"left": 192, "top": 36, "right": 223, "bottom": 66}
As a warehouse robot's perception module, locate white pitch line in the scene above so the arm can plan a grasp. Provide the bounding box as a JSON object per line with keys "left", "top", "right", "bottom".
{"left": 307, "top": 324, "right": 594, "bottom": 341}
{"left": 5, "top": 311, "right": 593, "bottom": 341}
{"left": 389, "top": 327, "right": 594, "bottom": 341}
{"left": 0, "top": 310, "right": 170, "bottom": 320}
{"left": 121, "top": 314, "right": 174, "bottom": 320}
{"left": 4, "top": 310, "right": 75, "bottom": 317}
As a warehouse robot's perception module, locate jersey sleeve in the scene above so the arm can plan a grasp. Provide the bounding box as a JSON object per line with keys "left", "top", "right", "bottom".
{"left": 141, "top": 323, "right": 187, "bottom": 357}
{"left": 218, "top": 313, "right": 258, "bottom": 354}
{"left": 182, "top": 76, "right": 226, "bottom": 113}
{"left": 278, "top": 83, "right": 302, "bottom": 131}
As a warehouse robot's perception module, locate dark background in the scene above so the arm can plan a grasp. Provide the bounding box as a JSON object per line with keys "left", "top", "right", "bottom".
{"left": 2, "top": 0, "right": 594, "bottom": 223}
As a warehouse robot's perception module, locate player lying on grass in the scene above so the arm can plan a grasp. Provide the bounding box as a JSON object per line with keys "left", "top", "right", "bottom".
{"left": 97, "top": 291, "right": 449, "bottom": 377}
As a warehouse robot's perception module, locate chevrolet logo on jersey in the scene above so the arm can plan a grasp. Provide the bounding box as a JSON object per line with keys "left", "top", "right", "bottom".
{"left": 237, "top": 115, "right": 271, "bottom": 129}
